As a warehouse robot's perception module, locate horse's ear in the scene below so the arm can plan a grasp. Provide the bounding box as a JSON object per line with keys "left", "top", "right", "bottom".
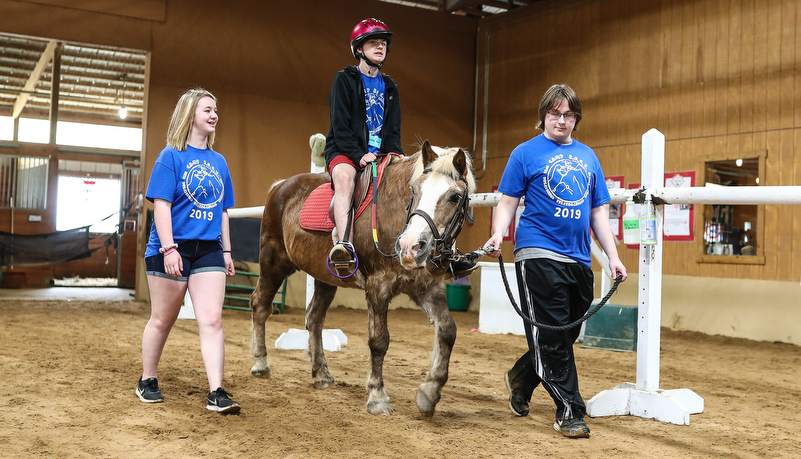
{"left": 453, "top": 149, "right": 468, "bottom": 178}
{"left": 421, "top": 140, "right": 436, "bottom": 167}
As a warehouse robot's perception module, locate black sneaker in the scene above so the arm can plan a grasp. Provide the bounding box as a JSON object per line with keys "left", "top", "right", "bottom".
{"left": 553, "top": 417, "right": 591, "bottom": 438}
{"left": 504, "top": 370, "right": 529, "bottom": 417}
{"left": 207, "top": 387, "right": 241, "bottom": 413}
{"left": 136, "top": 377, "right": 164, "bottom": 403}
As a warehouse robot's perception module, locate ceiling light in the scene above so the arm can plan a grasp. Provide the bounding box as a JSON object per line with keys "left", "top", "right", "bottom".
{"left": 118, "top": 106, "right": 127, "bottom": 119}
{"left": 735, "top": 158, "right": 743, "bottom": 167}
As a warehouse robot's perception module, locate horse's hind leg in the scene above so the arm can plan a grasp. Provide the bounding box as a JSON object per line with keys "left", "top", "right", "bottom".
{"left": 412, "top": 284, "right": 456, "bottom": 417}
{"left": 305, "top": 279, "right": 337, "bottom": 389}
{"left": 249, "top": 248, "right": 294, "bottom": 378}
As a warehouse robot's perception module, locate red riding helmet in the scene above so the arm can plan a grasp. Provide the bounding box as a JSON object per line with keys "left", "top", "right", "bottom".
{"left": 350, "top": 18, "right": 393, "bottom": 61}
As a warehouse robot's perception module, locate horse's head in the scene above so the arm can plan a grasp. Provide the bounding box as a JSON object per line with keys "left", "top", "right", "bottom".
{"left": 395, "top": 140, "right": 477, "bottom": 271}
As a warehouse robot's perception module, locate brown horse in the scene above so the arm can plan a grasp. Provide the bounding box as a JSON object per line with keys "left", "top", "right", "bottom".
{"left": 249, "top": 141, "right": 476, "bottom": 417}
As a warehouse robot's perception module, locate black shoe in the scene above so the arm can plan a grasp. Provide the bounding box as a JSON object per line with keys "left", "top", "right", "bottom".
{"left": 136, "top": 377, "right": 165, "bottom": 403}
{"left": 451, "top": 259, "right": 478, "bottom": 279}
{"left": 553, "top": 417, "right": 591, "bottom": 438}
{"left": 504, "top": 370, "right": 529, "bottom": 417}
{"left": 207, "top": 387, "right": 241, "bottom": 413}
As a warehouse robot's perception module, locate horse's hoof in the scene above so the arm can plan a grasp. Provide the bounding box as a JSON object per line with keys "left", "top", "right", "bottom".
{"left": 367, "top": 400, "right": 394, "bottom": 416}
{"left": 313, "top": 377, "right": 334, "bottom": 390}
{"left": 416, "top": 383, "right": 441, "bottom": 417}
{"left": 250, "top": 362, "right": 272, "bottom": 378}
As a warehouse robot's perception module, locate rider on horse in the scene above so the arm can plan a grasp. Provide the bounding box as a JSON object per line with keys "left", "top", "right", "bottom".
{"left": 324, "top": 18, "right": 400, "bottom": 275}
{"left": 324, "top": 18, "right": 476, "bottom": 279}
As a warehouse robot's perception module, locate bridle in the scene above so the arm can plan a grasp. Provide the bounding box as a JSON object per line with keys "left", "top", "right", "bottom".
{"left": 399, "top": 169, "right": 471, "bottom": 268}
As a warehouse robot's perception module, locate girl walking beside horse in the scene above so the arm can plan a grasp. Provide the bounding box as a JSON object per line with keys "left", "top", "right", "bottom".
{"left": 137, "top": 88, "right": 240, "bottom": 414}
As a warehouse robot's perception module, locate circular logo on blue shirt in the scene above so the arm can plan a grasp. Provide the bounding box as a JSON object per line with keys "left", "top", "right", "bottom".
{"left": 182, "top": 161, "right": 224, "bottom": 209}
{"left": 544, "top": 156, "right": 591, "bottom": 206}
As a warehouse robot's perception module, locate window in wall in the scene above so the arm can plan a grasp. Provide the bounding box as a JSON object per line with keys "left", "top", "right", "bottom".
{"left": 2, "top": 117, "right": 143, "bottom": 151}
{"left": 17, "top": 118, "right": 50, "bottom": 144}
{"left": 56, "top": 121, "right": 142, "bottom": 151}
{"left": 56, "top": 175, "right": 120, "bottom": 233}
{"left": 0, "top": 116, "right": 13, "bottom": 141}
{"left": 700, "top": 154, "right": 764, "bottom": 264}
{"left": 0, "top": 154, "right": 49, "bottom": 210}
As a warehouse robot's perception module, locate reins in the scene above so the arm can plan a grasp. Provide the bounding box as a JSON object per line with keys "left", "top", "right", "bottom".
{"left": 464, "top": 246, "right": 623, "bottom": 331}
{"left": 370, "top": 158, "right": 399, "bottom": 258}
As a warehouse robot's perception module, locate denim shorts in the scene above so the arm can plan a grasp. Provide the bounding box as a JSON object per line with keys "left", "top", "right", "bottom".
{"left": 145, "top": 240, "right": 225, "bottom": 281}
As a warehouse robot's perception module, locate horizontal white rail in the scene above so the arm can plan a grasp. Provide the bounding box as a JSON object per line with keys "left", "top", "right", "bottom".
{"left": 228, "top": 207, "right": 263, "bottom": 219}
{"left": 228, "top": 186, "right": 801, "bottom": 219}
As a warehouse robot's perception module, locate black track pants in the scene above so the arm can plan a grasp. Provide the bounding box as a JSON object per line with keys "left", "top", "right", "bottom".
{"left": 507, "top": 257, "right": 594, "bottom": 420}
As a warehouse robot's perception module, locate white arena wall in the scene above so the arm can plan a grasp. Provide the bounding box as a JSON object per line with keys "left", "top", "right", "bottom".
{"left": 272, "top": 264, "right": 800, "bottom": 347}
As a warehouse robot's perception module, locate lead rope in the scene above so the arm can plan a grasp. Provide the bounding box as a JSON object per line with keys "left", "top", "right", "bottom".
{"left": 464, "top": 246, "right": 623, "bottom": 331}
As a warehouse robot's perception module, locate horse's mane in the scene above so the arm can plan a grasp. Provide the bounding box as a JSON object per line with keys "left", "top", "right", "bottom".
{"left": 268, "top": 178, "right": 286, "bottom": 192}
{"left": 407, "top": 146, "right": 477, "bottom": 193}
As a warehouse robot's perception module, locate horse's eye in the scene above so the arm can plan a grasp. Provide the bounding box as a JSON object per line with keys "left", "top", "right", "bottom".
{"left": 448, "top": 192, "right": 461, "bottom": 204}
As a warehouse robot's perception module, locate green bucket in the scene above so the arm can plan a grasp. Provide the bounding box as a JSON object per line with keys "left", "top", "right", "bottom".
{"left": 446, "top": 284, "right": 471, "bottom": 311}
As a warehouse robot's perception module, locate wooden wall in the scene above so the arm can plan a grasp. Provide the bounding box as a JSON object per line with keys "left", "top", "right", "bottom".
{"left": 468, "top": 0, "right": 801, "bottom": 285}
{"left": 0, "top": 0, "right": 478, "bottom": 294}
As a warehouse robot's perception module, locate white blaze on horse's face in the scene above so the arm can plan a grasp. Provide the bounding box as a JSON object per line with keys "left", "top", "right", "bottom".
{"left": 397, "top": 173, "right": 454, "bottom": 270}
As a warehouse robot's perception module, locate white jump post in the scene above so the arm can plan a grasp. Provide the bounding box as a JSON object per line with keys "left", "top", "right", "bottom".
{"left": 586, "top": 128, "right": 703, "bottom": 425}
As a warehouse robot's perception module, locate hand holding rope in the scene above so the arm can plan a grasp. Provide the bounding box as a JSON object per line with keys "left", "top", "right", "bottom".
{"left": 462, "top": 245, "right": 624, "bottom": 331}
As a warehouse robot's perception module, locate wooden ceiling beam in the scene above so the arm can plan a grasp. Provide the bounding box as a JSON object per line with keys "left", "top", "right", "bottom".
{"left": 12, "top": 40, "right": 57, "bottom": 119}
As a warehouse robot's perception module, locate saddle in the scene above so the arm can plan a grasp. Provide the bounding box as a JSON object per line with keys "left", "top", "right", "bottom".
{"left": 299, "top": 154, "right": 400, "bottom": 232}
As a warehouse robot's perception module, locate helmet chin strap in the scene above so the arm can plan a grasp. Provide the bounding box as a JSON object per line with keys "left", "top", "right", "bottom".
{"left": 357, "top": 51, "right": 384, "bottom": 70}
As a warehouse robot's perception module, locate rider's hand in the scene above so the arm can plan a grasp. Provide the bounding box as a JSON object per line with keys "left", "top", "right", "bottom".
{"left": 360, "top": 153, "right": 377, "bottom": 168}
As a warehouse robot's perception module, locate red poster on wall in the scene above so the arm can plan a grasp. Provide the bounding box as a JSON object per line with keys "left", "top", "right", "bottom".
{"left": 662, "top": 171, "right": 695, "bottom": 242}
{"left": 625, "top": 182, "right": 641, "bottom": 250}
{"left": 490, "top": 185, "right": 514, "bottom": 242}
{"left": 605, "top": 175, "right": 624, "bottom": 240}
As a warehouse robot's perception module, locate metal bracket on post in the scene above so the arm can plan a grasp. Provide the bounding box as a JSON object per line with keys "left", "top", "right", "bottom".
{"left": 586, "top": 128, "right": 704, "bottom": 425}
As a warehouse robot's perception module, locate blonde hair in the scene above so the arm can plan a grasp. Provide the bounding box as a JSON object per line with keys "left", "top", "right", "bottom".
{"left": 166, "top": 88, "right": 217, "bottom": 150}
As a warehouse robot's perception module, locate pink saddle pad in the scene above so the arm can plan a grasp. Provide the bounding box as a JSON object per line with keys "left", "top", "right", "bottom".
{"left": 298, "top": 153, "right": 399, "bottom": 232}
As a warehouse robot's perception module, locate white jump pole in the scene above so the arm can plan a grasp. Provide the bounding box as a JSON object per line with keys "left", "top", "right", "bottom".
{"left": 586, "top": 129, "right": 703, "bottom": 425}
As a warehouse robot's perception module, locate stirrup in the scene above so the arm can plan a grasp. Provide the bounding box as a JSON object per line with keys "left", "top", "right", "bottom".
{"left": 329, "top": 241, "right": 356, "bottom": 264}
{"left": 328, "top": 241, "right": 358, "bottom": 279}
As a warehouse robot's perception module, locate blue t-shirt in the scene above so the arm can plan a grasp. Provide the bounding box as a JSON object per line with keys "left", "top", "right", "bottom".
{"left": 361, "top": 72, "right": 386, "bottom": 153}
{"left": 144, "top": 145, "right": 235, "bottom": 257}
{"left": 498, "top": 134, "right": 610, "bottom": 267}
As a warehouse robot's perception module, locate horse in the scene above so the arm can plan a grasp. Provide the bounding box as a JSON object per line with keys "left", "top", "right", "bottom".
{"left": 249, "top": 140, "right": 476, "bottom": 417}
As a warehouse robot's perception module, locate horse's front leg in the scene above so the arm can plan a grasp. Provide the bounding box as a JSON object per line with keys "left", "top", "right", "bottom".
{"left": 364, "top": 277, "right": 395, "bottom": 415}
{"left": 305, "top": 279, "right": 337, "bottom": 389}
{"left": 412, "top": 283, "right": 456, "bottom": 417}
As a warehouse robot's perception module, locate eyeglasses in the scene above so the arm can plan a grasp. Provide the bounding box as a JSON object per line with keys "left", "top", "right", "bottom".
{"left": 546, "top": 110, "right": 579, "bottom": 122}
